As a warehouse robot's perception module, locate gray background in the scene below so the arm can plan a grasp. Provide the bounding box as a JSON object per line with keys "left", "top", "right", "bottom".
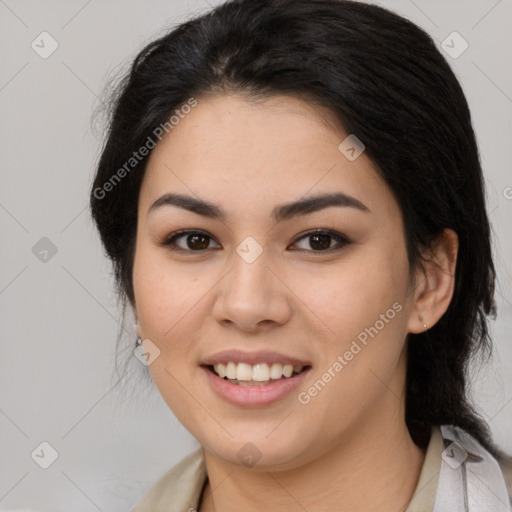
{"left": 1, "top": 0, "right": 511, "bottom": 510}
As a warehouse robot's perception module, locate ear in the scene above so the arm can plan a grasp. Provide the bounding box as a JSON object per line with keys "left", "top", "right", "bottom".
{"left": 407, "top": 228, "right": 459, "bottom": 334}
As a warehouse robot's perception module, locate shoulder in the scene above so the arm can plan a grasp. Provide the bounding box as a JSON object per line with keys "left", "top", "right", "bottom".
{"left": 131, "top": 447, "right": 207, "bottom": 512}
{"left": 439, "top": 424, "right": 512, "bottom": 508}
{"left": 497, "top": 454, "right": 512, "bottom": 505}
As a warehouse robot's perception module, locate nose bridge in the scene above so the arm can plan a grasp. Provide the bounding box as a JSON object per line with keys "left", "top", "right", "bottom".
{"left": 213, "top": 238, "right": 291, "bottom": 329}
{"left": 226, "top": 241, "right": 273, "bottom": 304}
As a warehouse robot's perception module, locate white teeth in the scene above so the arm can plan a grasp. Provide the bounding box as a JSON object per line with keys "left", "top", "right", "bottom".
{"left": 212, "top": 361, "right": 306, "bottom": 382}
{"left": 236, "top": 362, "right": 253, "bottom": 381}
{"left": 270, "top": 363, "right": 283, "bottom": 380}
{"left": 282, "top": 364, "right": 293, "bottom": 378}
{"left": 216, "top": 363, "right": 226, "bottom": 378}
{"left": 252, "top": 363, "right": 270, "bottom": 381}
{"left": 226, "top": 361, "right": 237, "bottom": 379}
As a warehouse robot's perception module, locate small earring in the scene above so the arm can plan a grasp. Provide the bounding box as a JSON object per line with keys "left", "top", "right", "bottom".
{"left": 135, "top": 336, "right": 142, "bottom": 348}
{"left": 419, "top": 314, "right": 428, "bottom": 332}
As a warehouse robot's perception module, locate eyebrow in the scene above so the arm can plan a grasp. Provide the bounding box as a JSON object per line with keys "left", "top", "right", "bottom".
{"left": 148, "top": 191, "right": 370, "bottom": 223}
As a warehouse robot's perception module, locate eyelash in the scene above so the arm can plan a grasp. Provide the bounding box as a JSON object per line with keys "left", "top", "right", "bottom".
{"left": 160, "top": 229, "right": 351, "bottom": 254}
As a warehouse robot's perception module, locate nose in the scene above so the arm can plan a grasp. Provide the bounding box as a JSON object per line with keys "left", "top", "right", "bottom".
{"left": 212, "top": 248, "right": 292, "bottom": 333}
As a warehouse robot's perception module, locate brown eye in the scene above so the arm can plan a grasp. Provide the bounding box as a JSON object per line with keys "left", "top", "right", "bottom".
{"left": 161, "top": 230, "right": 220, "bottom": 252}
{"left": 291, "top": 229, "right": 351, "bottom": 252}
{"left": 185, "top": 233, "right": 210, "bottom": 250}
{"left": 160, "top": 229, "right": 350, "bottom": 254}
{"left": 309, "top": 233, "right": 332, "bottom": 250}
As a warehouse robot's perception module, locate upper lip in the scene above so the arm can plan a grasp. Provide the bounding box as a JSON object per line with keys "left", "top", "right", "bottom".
{"left": 201, "top": 349, "right": 312, "bottom": 367}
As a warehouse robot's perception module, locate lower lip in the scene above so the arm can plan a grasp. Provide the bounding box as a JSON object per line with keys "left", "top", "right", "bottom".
{"left": 201, "top": 366, "right": 310, "bottom": 407}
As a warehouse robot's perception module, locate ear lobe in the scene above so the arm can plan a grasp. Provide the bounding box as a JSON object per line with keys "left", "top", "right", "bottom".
{"left": 407, "top": 228, "right": 459, "bottom": 334}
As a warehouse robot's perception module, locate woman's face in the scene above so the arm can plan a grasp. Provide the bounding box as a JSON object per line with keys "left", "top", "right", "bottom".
{"left": 133, "top": 93, "right": 419, "bottom": 470}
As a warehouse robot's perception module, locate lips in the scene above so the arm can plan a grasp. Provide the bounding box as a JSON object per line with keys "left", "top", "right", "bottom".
{"left": 200, "top": 349, "right": 312, "bottom": 405}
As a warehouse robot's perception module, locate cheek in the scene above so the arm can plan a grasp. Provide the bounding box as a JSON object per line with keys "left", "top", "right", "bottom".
{"left": 289, "top": 246, "right": 409, "bottom": 346}
{"left": 132, "top": 241, "right": 195, "bottom": 338}
{"left": 290, "top": 246, "right": 411, "bottom": 416}
{"left": 132, "top": 244, "right": 204, "bottom": 426}
{"left": 132, "top": 240, "right": 214, "bottom": 403}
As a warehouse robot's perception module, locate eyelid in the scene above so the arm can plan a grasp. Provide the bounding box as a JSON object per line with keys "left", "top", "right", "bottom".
{"left": 160, "top": 229, "right": 220, "bottom": 251}
{"left": 159, "top": 228, "right": 351, "bottom": 253}
{"left": 290, "top": 228, "right": 351, "bottom": 252}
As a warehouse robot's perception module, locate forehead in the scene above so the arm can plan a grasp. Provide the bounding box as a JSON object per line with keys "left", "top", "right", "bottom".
{"left": 140, "top": 94, "right": 398, "bottom": 222}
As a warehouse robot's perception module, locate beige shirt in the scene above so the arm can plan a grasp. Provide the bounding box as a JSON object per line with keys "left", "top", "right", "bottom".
{"left": 132, "top": 427, "right": 512, "bottom": 511}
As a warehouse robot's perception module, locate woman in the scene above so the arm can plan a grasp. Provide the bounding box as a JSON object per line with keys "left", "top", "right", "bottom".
{"left": 89, "top": 0, "right": 512, "bottom": 510}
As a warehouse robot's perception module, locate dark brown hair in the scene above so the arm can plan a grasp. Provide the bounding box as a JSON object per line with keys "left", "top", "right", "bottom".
{"left": 90, "top": 0, "right": 503, "bottom": 457}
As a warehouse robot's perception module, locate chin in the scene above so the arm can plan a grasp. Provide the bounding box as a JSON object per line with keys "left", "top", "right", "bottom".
{"left": 201, "top": 427, "right": 317, "bottom": 471}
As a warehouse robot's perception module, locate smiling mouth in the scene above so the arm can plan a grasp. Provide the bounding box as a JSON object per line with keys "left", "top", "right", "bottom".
{"left": 204, "top": 362, "right": 311, "bottom": 386}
